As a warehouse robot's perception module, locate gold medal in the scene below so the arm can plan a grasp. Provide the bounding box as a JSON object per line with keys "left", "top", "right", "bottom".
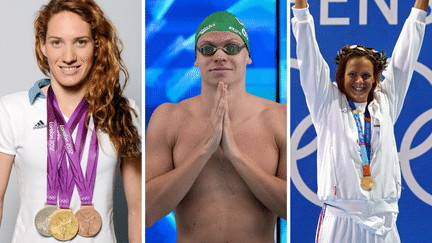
{"left": 361, "top": 176, "right": 374, "bottom": 190}
{"left": 75, "top": 204, "right": 102, "bottom": 237}
{"left": 48, "top": 208, "right": 79, "bottom": 241}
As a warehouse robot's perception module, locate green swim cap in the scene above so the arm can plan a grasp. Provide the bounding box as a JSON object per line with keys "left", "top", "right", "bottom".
{"left": 195, "top": 11, "right": 250, "bottom": 54}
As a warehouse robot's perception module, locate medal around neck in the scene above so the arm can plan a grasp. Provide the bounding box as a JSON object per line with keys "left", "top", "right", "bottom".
{"left": 348, "top": 100, "right": 374, "bottom": 191}
{"left": 45, "top": 87, "right": 88, "bottom": 240}
{"left": 75, "top": 204, "right": 102, "bottom": 237}
{"left": 35, "top": 203, "right": 58, "bottom": 237}
{"left": 361, "top": 176, "right": 374, "bottom": 190}
{"left": 48, "top": 86, "right": 102, "bottom": 237}
{"left": 49, "top": 208, "right": 79, "bottom": 241}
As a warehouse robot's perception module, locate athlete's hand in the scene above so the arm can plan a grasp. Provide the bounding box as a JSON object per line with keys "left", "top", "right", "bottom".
{"left": 221, "top": 86, "right": 241, "bottom": 160}
{"left": 413, "top": 0, "right": 429, "bottom": 12}
{"left": 202, "top": 82, "right": 226, "bottom": 156}
{"left": 294, "top": 0, "right": 307, "bottom": 9}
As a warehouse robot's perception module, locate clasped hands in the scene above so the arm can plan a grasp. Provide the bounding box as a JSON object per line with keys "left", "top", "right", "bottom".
{"left": 205, "top": 82, "right": 241, "bottom": 160}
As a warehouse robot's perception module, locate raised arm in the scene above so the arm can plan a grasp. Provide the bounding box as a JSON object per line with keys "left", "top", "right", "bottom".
{"left": 145, "top": 82, "right": 226, "bottom": 227}
{"left": 381, "top": 0, "right": 428, "bottom": 122}
{"left": 0, "top": 153, "right": 14, "bottom": 228}
{"left": 291, "top": 1, "right": 335, "bottom": 123}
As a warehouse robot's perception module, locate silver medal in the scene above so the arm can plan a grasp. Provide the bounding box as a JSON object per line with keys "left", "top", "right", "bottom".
{"left": 35, "top": 204, "right": 57, "bottom": 237}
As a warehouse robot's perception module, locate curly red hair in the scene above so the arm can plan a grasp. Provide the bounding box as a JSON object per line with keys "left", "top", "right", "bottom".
{"left": 35, "top": 0, "right": 140, "bottom": 159}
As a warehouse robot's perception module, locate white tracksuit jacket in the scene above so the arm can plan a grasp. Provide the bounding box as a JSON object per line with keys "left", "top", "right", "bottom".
{"left": 292, "top": 6, "right": 426, "bottom": 236}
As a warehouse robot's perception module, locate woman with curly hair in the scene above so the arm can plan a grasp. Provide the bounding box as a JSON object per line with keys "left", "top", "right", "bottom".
{"left": 292, "top": 0, "right": 428, "bottom": 242}
{"left": 0, "top": 0, "right": 141, "bottom": 242}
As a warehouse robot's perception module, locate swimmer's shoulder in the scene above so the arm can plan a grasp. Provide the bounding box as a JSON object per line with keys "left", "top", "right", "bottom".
{"left": 249, "top": 95, "right": 286, "bottom": 140}
{"left": 249, "top": 95, "right": 287, "bottom": 122}
{"left": 148, "top": 97, "right": 196, "bottom": 132}
{"left": 153, "top": 96, "right": 195, "bottom": 116}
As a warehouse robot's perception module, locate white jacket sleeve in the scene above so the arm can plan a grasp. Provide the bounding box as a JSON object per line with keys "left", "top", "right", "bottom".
{"left": 291, "top": 6, "right": 337, "bottom": 124}
{"left": 380, "top": 8, "right": 426, "bottom": 123}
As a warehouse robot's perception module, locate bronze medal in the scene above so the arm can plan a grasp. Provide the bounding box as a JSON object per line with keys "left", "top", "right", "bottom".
{"left": 35, "top": 204, "right": 58, "bottom": 237}
{"left": 48, "top": 208, "right": 79, "bottom": 241}
{"left": 361, "top": 176, "right": 374, "bottom": 190}
{"left": 75, "top": 204, "right": 102, "bottom": 237}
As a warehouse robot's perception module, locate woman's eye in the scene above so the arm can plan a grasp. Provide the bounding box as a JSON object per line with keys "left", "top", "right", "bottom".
{"left": 77, "top": 40, "right": 87, "bottom": 46}
{"left": 52, "top": 40, "right": 61, "bottom": 46}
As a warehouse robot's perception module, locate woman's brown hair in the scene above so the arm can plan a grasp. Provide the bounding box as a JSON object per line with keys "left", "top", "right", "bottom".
{"left": 335, "top": 44, "right": 387, "bottom": 103}
{"left": 35, "top": 0, "right": 140, "bottom": 159}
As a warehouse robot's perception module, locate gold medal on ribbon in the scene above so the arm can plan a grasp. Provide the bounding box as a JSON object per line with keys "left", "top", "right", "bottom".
{"left": 48, "top": 208, "right": 79, "bottom": 241}
{"left": 361, "top": 176, "right": 374, "bottom": 190}
{"left": 75, "top": 204, "right": 102, "bottom": 237}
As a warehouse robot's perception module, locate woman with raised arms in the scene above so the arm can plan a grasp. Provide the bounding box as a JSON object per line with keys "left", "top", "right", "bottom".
{"left": 292, "top": 0, "right": 429, "bottom": 242}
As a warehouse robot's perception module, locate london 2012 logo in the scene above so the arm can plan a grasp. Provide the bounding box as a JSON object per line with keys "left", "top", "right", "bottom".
{"left": 290, "top": 58, "right": 432, "bottom": 207}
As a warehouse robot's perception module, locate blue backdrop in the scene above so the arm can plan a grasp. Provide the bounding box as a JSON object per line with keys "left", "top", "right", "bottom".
{"left": 145, "top": 0, "right": 287, "bottom": 242}
{"left": 290, "top": 0, "right": 432, "bottom": 242}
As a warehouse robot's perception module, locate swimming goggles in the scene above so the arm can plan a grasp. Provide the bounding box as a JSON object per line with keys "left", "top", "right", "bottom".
{"left": 198, "top": 44, "right": 246, "bottom": 56}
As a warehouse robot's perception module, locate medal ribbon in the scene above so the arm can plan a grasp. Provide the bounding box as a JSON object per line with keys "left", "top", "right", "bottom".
{"left": 47, "top": 87, "right": 89, "bottom": 208}
{"left": 48, "top": 86, "right": 99, "bottom": 206}
{"left": 46, "top": 117, "right": 59, "bottom": 205}
{"left": 348, "top": 100, "right": 371, "bottom": 177}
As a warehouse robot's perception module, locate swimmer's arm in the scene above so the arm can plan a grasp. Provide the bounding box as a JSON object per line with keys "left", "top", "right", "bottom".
{"left": 145, "top": 104, "right": 179, "bottom": 227}
{"left": 224, "top": 139, "right": 287, "bottom": 220}
{"left": 121, "top": 154, "right": 142, "bottom": 243}
{"left": 0, "top": 152, "right": 14, "bottom": 228}
{"left": 145, "top": 135, "right": 210, "bottom": 228}
{"left": 414, "top": 0, "right": 429, "bottom": 11}
{"left": 222, "top": 104, "right": 287, "bottom": 220}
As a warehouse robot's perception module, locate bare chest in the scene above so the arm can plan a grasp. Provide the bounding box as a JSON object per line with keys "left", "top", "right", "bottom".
{"left": 173, "top": 116, "right": 279, "bottom": 179}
